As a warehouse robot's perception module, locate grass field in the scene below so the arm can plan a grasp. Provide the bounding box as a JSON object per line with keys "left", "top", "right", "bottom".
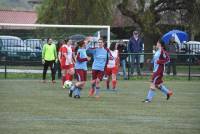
{"left": 0, "top": 79, "right": 200, "bottom": 134}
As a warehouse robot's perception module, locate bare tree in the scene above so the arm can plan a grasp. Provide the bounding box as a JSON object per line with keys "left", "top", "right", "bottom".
{"left": 117, "top": 0, "right": 198, "bottom": 35}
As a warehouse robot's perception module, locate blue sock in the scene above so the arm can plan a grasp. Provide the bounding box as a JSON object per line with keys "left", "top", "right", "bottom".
{"left": 95, "top": 87, "right": 100, "bottom": 96}
{"left": 74, "top": 88, "right": 79, "bottom": 96}
{"left": 70, "top": 85, "right": 75, "bottom": 91}
{"left": 146, "top": 89, "right": 155, "bottom": 101}
{"left": 77, "top": 88, "right": 81, "bottom": 96}
{"left": 159, "top": 85, "right": 169, "bottom": 95}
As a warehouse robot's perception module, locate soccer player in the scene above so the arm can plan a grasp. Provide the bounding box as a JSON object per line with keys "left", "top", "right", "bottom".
{"left": 69, "top": 40, "right": 91, "bottom": 98}
{"left": 87, "top": 38, "right": 109, "bottom": 98}
{"left": 42, "top": 37, "right": 57, "bottom": 83}
{"left": 58, "top": 39, "right": 75, "bottom": 87}
{"left": 143, "top": 39, "right": 173, "bottom": 103}
{"left": 105, "top": 42, "right": 120, "bottom": 90}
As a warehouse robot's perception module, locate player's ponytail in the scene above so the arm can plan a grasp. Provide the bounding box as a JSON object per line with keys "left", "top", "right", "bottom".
{"left": 64, "top": 38, "right": 69, "bottom": 44}
{"left": 109, "top": 42, "right": 116, "bottom": 51}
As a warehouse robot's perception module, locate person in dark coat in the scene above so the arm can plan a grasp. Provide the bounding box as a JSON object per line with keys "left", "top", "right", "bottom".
{"left": 128, "top": 30, "right": 143, "bottom": 75}
{"left": 117, "top": 42, "right": 128, "bottom": 80}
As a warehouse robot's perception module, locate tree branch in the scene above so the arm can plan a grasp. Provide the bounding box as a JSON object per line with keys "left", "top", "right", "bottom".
{"left": 117, "top": 0, "right": 143, "bottom": 28}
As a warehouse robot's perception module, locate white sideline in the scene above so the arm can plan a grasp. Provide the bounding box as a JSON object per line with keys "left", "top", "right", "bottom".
{"left": 0, "top": 69, "right": 200, "bottom": 76}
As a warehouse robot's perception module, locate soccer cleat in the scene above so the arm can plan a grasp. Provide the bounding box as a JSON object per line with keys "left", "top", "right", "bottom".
{"left": 142, "top": 99, "right": 151, "bottom": 103}
{"left": 167, "top": 89, "right": 173, "bottom": 100}
{"left": 74, "top": 95, "right": 80, "bottom": 99}
{"left": 95, "top": 95, "right": 100, "bottom": 99}
{"left": 112, "top": 88, "right": 117, "bottom": 91}
{"left": 103, "top": 76, "right": 108, "bottom": 80}
{"left": 89, "top": 88, "right": 95, "bottom": 97}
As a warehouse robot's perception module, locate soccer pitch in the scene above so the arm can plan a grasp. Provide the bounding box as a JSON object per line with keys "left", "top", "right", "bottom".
{"left": 0, "top": 80, "right": 200, "bottom": 134}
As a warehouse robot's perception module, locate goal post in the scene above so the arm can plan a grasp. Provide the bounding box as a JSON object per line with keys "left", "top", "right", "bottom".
{"left": 0, "top": 23, "right": 111, "bottom": 46}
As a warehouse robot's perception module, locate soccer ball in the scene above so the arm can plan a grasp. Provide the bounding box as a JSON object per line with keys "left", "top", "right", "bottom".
{"left": 63, "top": 81, "right": 73, "bottom": 89}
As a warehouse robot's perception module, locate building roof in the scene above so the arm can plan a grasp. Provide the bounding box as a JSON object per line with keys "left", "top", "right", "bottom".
{"left": 0, "top": 10, "right": 37, "bottom": 24}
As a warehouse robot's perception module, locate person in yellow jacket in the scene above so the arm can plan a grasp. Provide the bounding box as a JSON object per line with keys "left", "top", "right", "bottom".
{"left": 42, "top": 38, "right": 57, "bottom": 83}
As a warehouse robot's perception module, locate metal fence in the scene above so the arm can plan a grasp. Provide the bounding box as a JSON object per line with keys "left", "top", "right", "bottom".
{"left": 0, "top": 39, "right": 200, "bottom": 80}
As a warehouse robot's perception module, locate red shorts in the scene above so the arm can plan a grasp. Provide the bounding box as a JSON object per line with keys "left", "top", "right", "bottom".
{"left": 75, "top": 69, "right": 87, "bottom": 81}
{"left": 105, "top": 66, "right": 118, "bottom": 76}
{"left": 151, "top": 72, "right": 163, "bottom": 86}
{"left": 61, "top": 64, "right": 74, "bottom": 70}
{"left": 92, "top": 70, "right": 104, "bottom": 81}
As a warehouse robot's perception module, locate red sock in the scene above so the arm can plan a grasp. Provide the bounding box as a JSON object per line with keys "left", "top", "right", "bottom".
{"left": 62, "top": 76, "right": 65, "bottom": 85}
{"left": 69, "top": 75, "right": 73, "bottom": 81}
{"left": 112, "top": 80, "right": 117, "bottom": 89}
{"left": 65, "top": 74, "right": 70, "bottom": 81}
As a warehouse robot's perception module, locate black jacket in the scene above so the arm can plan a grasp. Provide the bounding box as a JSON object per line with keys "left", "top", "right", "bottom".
{"left": 118, "top": 44, "right": 128, "bottom": 61}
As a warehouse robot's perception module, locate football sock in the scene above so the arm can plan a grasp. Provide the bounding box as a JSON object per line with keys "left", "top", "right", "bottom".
{"left": 62, "top": 76, "right": 65, "bottom": 85}
{"left": 106, "top": 80, "right": 110, "bottom": 89}
{"left": 159, "top": 85, "right": 169, "bottom": 95}
{"left": 65, "top": 74, "right": 70, "bottom": 81}
{"left": 69, "top": 75, "right": 73, "bottom": 81}
{"left": 95, "top": 87, "right": 100, "bottom": 96}
{"left": 92, "top": 83, "right": 96, "bottom": 89}
{"left": 74, "top": 87, "right": 79, "bottom": 96}
{"left": 112, "top": 80, "right": 117, "bottom": 89}
{"left": 146, "top": 89, "right": 155, "bottom": 101}
{"left": 70, "top": 85, "right": 75, "bottom": 91}
{"left": 77, "top": 88, "right": 81, "bottom": 96}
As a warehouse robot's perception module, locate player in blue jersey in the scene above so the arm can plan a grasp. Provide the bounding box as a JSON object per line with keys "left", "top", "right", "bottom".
{"left": 87, "top": 38, "right": 109, "bottom": 99}
{"left": 143, "top": 39, "right": 173, "bottom": 103}
{"left": 69, "top": 40, "right": 91, "bottom": 98}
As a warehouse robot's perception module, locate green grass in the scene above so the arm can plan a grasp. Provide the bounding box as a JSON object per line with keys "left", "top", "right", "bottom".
{"left": 0, "top": 80, "right": 200, "bottom": 134}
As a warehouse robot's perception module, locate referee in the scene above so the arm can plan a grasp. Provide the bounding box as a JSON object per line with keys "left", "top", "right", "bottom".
{"left": 42, "top": 38, "right": 57, "bottom": 83}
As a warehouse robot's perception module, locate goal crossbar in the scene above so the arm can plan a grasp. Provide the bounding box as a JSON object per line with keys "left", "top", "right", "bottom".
{"left": 0, "top": 23, "right": 111, "bottom": 46}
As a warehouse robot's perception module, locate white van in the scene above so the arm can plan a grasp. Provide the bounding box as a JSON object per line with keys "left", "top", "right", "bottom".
{"left": 179, "top": 41, "right": 200, "bottom": 64}
{"left": 184, "top": 41, "right": 200, "bottom": 54}
{"left": 0, "top": 36, "right": 37, "bottom": 60}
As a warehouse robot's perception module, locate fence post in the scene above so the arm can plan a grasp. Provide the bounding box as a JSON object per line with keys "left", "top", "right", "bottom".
{"left": 4, "top": 56, "right": 7, "bottom": 79}
{"left": 188, "top": 45, "right": 191, "bottom": 81}
{"left": 128, "top": 53, "right": 130, "bottom": 80}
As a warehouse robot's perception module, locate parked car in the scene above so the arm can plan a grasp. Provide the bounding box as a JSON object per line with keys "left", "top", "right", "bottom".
{"left": 185, "top": 41, "right": 200, "bottom": 54}
{"left": 0, "top": 36, "right": 37, "bottom": 60}
{"left": 24, "top": 39, "right": 43, "bottom": 60}
{"left": 178, "top": 41, "right": 200, "bottom": 64}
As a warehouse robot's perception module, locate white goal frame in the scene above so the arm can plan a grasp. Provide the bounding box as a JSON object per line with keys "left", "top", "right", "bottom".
{"left": 0, "top": 23, "right": 111, "bottom": 47}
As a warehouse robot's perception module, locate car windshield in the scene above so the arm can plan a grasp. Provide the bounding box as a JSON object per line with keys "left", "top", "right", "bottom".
{"left": 25, "top": 40, "right": 42, "bottom": 50}
{"left": 2, "top": 39, "right": 24, "bottom": 47}
{"left": 189, "top": 44, "right": 200, "bottom": 49}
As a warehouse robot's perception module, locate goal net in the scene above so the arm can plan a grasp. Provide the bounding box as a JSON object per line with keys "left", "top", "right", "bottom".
{"left": 0, "top": 23, "right": 110, "bottom": 63}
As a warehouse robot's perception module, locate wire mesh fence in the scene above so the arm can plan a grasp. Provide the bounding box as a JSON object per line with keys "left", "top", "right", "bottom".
{"left": 0, "top": 51, "right": 199, "bottom": 80}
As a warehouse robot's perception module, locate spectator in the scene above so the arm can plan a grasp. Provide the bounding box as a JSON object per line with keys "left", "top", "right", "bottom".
{"left": 117, "top": 42, "right": 128, "bottom": 80}
{"left": 128, "top": 30, "right": 143, "bottom": 75}
{"left": 166, "top": 37, "right": 179, "bottom": 76}
{"left": 42, "top": 38, "right": 57, "bottom": 83}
